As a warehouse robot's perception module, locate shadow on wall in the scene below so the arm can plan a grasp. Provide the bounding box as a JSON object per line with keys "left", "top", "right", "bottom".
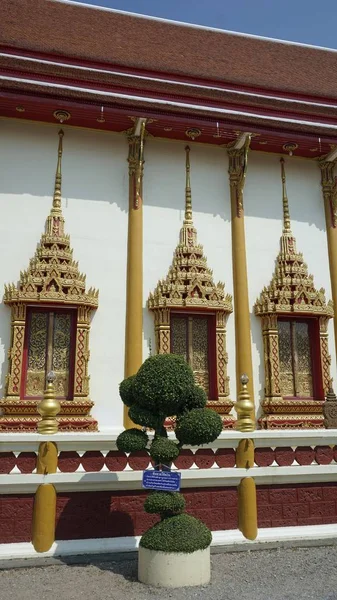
{"left": 143, "top": 308, "right": 155, "bottom": 360}
{"left": 144, "top": 139, "right": 230, "bottom": 220}
{"left": 55, "top": 492, "right": 136, "bottom": 542}
{"left": 0, "top": 121, "right": 326, "bottom": 228}
{"left": 244, "top": 151, "right": 325, "bottom": 230}
{"left": 250, "top": 311, "right": 265, "bottom": 421}
{"left": 0, "top": 121, "right": 129, "bottom": 209}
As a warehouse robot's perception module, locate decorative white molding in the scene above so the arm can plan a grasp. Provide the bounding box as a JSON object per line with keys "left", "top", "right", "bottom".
{"left": 1, "top": 524, "right": 337, "bottom": 562}
{"left": 1, "top": 464, "right": 337, "bottom": 494}
{"left": 1, "top": 428, "right": 337, "bottom": 452}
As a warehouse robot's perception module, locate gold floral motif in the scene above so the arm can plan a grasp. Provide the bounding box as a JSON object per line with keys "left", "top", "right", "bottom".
{"left": 255, "top": 158, "right": 333, "bottom": 429}
{"left": 171, "top": 317, "right": 187, "bottom": 360}
{"left": 148, "top": 147, "right": 233, "bottom": 420}
{"left": 1, "top": 130, "right": 99, "bottom": 432}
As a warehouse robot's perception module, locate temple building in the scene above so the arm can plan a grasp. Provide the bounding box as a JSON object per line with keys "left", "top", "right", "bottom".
{"left": 1, "top": 0, "right": 337, "bottom": 558}
{"left": 1, "top": 0, "right": 337, "bottom": 432}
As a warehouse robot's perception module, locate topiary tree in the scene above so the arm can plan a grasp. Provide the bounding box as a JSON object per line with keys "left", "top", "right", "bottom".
{"left": 116, "top": 354, "right": 222, "bottom": 554}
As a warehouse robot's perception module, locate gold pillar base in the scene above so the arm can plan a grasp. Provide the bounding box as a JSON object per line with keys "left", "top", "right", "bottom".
{"left": 236, "top": 438, "right": 257, "bottom": 541}
{"left": 32, "top": 484, "right": 57, "bottom": 553}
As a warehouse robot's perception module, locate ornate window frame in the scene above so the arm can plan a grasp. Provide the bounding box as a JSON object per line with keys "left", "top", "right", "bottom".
{"left": 148, "top": 146, "right": 234, "bottom": 427}
{"left": 0, "top": 130, "right": 99, "bottom": 432}
{"left": 254, "top": 158, "right": 333, "bottom": 429}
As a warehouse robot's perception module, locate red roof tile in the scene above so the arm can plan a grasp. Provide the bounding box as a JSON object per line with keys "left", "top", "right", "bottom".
{"left": 2, "top": 0, "right": 337, "bottom": 100}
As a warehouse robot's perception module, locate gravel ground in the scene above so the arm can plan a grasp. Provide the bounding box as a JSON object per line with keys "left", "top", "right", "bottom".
{"left": 1, "top": 546, "right": 337, "bottom": 600}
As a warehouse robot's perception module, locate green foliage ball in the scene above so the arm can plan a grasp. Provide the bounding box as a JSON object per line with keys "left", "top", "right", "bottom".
{"left": 128, "top": 404, "right": 165, "bottom": 430}
{"left": 149, "top": 437, "right": 179, "bottom": 465}
{"left": 144, "top": 491, "right": 185, "bottom": 516}
{"left": 119, "top": 375, "right": 136, "bottom": 408}
{"left": 140, "top": 513, "right": 212, "bottom": 553}
{"left": 175, "top": 408, "right": 223, "bottom": 446}
{"left": 133, "top": 354, "right": 195, "bottom": 416}
{"left": 116, "top": 428, "right": 148, "bottom": 453}
{"left": 185, "top": 386, "right": 207, "bottom": 410}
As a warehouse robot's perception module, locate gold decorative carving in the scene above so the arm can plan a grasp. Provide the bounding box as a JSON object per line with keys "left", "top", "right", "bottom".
{"left": 127, "top": 121, "right": 146, "bottom": 210}
{"left": 37, "top": 371, "right": 61, "bottom": 435}
{"left": 227, "top": 135, "right": 251, "bottom": 217}
{"left": 282, "top": 142, "right": 298, "bottom": 156}
{"left": 319, "top": 158, "right": 337, "bottom": 228}
{"left": 148, "top": 146, "right": 233, "bottom": 422}
{"left": 53, "top": 110, "right": 71, "bottom": 124}
{"left": 254, "top": 158, "right": 333, "bottom": 429}
{"left": 235, "top": 374, "right": 255, "bottom": 432}
{"left": 0, "top": 130, "right": 98, "bottom": 432}
{"left": 185, "top": 128, "right": 202, "bottom": 141}
{"left": 323, "top": 384, "right": 337, "bottom": 428}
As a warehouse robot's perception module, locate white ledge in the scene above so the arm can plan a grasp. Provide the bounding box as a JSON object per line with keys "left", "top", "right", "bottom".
{"left": 0, "top": 428, "right": 337, "bottom": 452}
{"left": 1, "top": 464, "right": 337, "bottom": 493}
{"left": 1, "top": 523, "right": 337, "bottom": 561}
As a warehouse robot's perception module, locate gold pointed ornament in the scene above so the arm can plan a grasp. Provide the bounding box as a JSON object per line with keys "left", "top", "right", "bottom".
{"left": 37, "top": 371, "right": 61, "bottom": 434}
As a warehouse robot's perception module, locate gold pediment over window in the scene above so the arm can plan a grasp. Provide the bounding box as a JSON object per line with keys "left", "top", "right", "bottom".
{"left": 0, "top": 130, "right": 99, "bottom": 432}
{"left": 148, "top": 146, "right": 233, "bottom": 428}
{"left": 254, "top": 158, "right": 333, "bottom": 429}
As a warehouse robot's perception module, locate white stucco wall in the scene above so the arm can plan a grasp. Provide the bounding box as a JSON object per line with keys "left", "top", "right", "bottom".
{"left": 0, "top": 119, "right": 335, "bottom": 431}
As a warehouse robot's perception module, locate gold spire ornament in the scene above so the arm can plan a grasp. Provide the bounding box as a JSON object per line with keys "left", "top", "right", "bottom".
{"left": 255, "top": 158, "right": 333, "bottom": 318}
{"left": 280, "top": 157, "right": 291, "bottom": 233}
{"left": 148, "top": 146, "right": 232, "bottom": 313}
{"left": 184, "top": 146, "right": 192, "bottom": 223}
{"left": 37, "top": 372, "right": 61, "bottom": 434}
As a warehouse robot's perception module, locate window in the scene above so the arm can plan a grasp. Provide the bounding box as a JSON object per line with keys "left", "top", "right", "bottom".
{"left": 278, "top": 318, "right": 322, "bottom": 399}
{"left": 170, "top": 313, "right": 217, "bottom": 399}
{"left": 22, "top": 308, "right": 76, "bottom": 400}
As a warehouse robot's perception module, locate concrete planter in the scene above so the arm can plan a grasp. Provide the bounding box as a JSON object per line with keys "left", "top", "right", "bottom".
{"left": 138, "top": 545, "right": 210, "bottom": 587}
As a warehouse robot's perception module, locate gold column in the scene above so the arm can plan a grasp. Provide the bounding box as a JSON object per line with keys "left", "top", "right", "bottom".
{"left": 319, "top": 158, "right": 337, "bottom": 362}
{"left": 227, "top": 135, "right": 255, "bottom": 411}
{"left": 124, "top": 119, "right": 147, "bottom": 428}
{"left": 32, "top": 372, "right": 60, "bottom": 553}
{"left": 235, "top": 374, "right": 257, "bottom": 541}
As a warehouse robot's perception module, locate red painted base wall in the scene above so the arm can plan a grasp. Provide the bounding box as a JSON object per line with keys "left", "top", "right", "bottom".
{"left": 1, "top": 483, "right": 337, "bottom": 545}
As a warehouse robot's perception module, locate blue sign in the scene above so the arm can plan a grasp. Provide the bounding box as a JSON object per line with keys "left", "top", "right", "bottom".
{"left": 142, "top": 469, "right": 181, "bottom": 492}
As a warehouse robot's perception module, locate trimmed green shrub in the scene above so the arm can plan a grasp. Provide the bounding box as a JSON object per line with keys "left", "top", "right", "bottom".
{"left": 185, "top": 385, "right": 207, "bottom": 410}
{"left": 118, "top": 354, "right": 223, "bottom": 555}
{"left": 140, "top": 513, "right": 212, "bottom": 553}
{"left": 128, "top": 404, "right": 165, "bottom": 430}
{"left": 176, "top": 408, "right": 223, "bottom": 446}
{"left": 119, "top": 375, "right": 136, "bottom": 408}
{"left": 133, "top": 354, "right": 195, "bottom": 415}
{"left": 116, "top": 428, "right": 148, "bottom": 453}
{"left": 149, "top": 437, "right": 179, "bottom": 465}
{"left": 144, "top": 491, "right": 185, "bottom": 516}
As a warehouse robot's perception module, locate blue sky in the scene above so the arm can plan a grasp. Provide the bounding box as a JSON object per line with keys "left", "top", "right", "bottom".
{"left": 68, "top": 0, "right": 337, "bottom": 49}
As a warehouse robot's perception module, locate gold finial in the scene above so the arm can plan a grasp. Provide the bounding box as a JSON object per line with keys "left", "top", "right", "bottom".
{"left": 235, "top": 374, "right": 255, "bottom": 432}
{"left": 52, "top": 129, "right": 64, "bottom": 215}
{"left": 37, "top": 371, "right": 61, "bottom": 434}
{"left": 184, "top": 145, "right": 193, "bottom": 223}
{"left": 280, "top": 157, "right": 291, "bottom": 233}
